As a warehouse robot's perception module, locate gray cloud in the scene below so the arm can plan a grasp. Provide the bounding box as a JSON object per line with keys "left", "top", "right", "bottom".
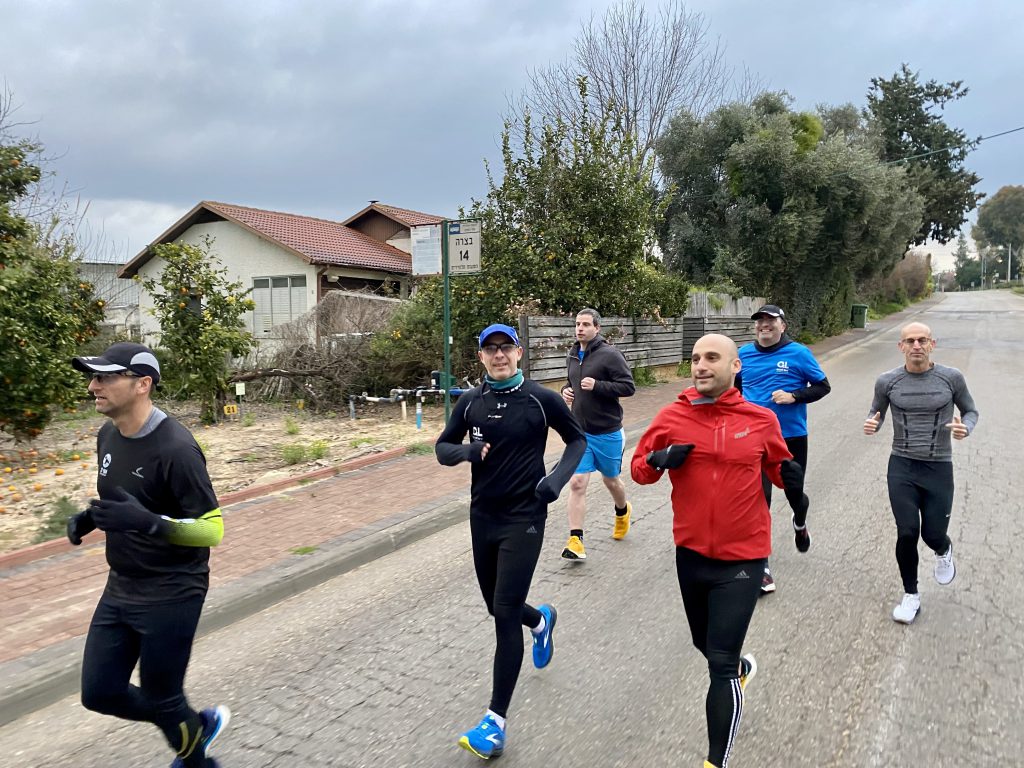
{"left": 2, "top": 0, "right": 1021, "bottom": 256}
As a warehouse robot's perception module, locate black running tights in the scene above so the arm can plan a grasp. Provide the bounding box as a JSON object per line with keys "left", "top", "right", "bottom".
{"left": 81, "top": 595, "right": 206, "bottom": 764}
{"left": 470, "top": 516, "right": 544, "bottom": 718}
{"left": 676, "top": 546, "right": 765, "bottom": 768}
{"left": 761, "top": 435, "right": 808, "bottom": 527}
{"left": 887, "top": 455, "right": 954, "bottom": 594}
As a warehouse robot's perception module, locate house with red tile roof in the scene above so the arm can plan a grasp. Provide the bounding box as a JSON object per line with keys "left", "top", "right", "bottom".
{"left": 119, "top": 201, "right": 445, "bottom": 343}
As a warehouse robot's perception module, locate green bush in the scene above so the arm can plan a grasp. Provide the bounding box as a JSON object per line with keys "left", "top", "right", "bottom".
{"left": 284, "top": 416, "right": 300, "bottom": 435}
{"left": 281, "top": 443, "right": 307, "bottom": 465}
{"left": 631, "top": 365, "right": 658, "bottom": 387}
{"left": 676, "top": 360, "right": 692, "bottom": 378}
{"left": 307, "top": 439, "right": 329, "bottom": 460}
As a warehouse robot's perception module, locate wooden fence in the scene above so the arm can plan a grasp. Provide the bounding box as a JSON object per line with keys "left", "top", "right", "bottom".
{"left": 520, "top": 314, "right": 759, "bottom": 383}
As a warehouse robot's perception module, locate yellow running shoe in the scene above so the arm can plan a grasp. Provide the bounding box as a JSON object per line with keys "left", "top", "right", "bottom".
{"left": 704, "top": 762, "right": 720, "bottom": 768}
{"left": 739, "top": 653, "right": 757, "bottom": 692}
{"left": 612, "top": 502, "right": 632, "bottom": 540}
{"left": 561, "top": 535, "right": 587, "bottom": 560}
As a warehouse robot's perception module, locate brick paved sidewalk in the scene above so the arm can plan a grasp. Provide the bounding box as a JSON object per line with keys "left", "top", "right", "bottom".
{"left": 0, "top": 296, "right": 937, "bottom": 723}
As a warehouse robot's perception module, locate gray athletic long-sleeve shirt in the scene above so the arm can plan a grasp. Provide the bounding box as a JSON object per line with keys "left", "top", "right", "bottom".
{"left": 868, "top": 363, "right": 979, "bottom": 462}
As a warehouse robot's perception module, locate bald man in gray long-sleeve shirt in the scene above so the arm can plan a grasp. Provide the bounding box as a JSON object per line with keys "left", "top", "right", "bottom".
{"left": 864, "top": 322, "right": 979, "bottom": 625}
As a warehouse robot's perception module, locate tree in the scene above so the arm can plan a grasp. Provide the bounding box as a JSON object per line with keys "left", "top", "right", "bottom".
{"left": 972, "top": 185, "right": 1024, "bottom": 281}
{"left": 0, "top": 107, "right": 105, "bottom": 440}
{"left": 953, "top": 232, "right": 982, "bottom": 289}
{"left": 369, "top": 81, "right": 689, "bottom": 386}
{"left": 513, "top": 0, "right": 735, "bottom": 173}
{"left": 140, "top": 239, "right": 256, "bottom": 423}
{"left": 658, "top": 92, "right": 924, "bottom": 335}
{"left": 865, "top": 64, "right": 983, "bottom": 245}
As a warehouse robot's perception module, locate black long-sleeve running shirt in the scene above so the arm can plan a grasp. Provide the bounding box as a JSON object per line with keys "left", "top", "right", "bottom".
{"left": 436, "top": 378, "right": 586, "bottom": 522}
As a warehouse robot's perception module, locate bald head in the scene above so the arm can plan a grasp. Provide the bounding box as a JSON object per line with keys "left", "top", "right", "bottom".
{"left": 691, "top": 333, "right": 741, "bottom": 399}
{"left": 898, "top": 322, "right": 935, "bottom": 371}
{"left": 900, "top": 321, "right": 932, "bottom": 340}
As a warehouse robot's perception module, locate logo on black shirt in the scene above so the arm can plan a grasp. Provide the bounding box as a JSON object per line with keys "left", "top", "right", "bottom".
{"left": 99, "top": 453, "right": 112, "bottom": 477}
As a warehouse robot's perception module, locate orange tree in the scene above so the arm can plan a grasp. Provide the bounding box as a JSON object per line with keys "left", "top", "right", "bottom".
{"left": 0, "top": 138, "right": 104, "bottom": 440}
{"left": 140, "top": 239, "right": 255, "bottom": 423}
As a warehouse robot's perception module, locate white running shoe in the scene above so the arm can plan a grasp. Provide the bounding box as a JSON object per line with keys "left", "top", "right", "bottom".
{"left": 934, "top": 543, "right": 956, "bottom": 585}
{"left": 892, "top": 593, "right": 921, "bottom": 624}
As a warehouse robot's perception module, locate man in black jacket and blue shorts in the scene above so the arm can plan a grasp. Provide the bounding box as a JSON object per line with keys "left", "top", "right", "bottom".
{"left": 560, "top": 308, "right": 636, "bottom": 561}
{"left": 436, "top": 323, "right": 586, "bottom": 760}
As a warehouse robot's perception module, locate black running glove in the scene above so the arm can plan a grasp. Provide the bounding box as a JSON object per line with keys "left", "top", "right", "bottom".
{"left": 66, "top": 509, "right": 96, "bottom": 546}
{"left": 88, "top": 488, "right": 168, "bottom": 536}
{"left": 467, "top": 442, "right": 486, "bottom": 463}
{"left": 535, "top": 475, "right": 560, "bottom": 504}
{"left": 646, "top": 444, "right": 695, "bottom": 471}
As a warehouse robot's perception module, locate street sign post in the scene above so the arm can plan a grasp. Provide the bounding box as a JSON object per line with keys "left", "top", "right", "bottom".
{"left": 440, "top": 218, "right": 482, "bottom": 420}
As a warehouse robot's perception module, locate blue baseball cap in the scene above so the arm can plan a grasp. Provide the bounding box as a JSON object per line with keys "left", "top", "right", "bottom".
{"left": 478, "top": 323, "right": 520, "bottom": 347}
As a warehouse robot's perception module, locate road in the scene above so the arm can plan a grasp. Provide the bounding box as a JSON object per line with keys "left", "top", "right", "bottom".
{"left": 2, "top": 290, "right": 1021, "bottom": 767}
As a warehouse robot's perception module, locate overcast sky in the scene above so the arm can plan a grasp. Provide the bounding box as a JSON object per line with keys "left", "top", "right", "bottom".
{"left": 3, "top": 0, "right": 1021, "bottom": 270}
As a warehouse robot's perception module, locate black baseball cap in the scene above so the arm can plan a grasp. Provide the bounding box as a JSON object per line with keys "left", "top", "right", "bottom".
{"left": 72, "top": 342, "right": 161, "bottom": 385}
{"left": 751, "top": 305, "right": 786, "bottom": 320}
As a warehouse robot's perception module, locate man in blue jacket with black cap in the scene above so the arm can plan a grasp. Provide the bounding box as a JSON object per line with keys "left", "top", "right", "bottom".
{"left": 737, "top": 305, "right": 831, "bottom": 594}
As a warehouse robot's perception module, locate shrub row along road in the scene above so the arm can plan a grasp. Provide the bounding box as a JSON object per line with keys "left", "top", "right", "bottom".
{"left": 1, "top": 290, "right": 1021, "bottom": 767}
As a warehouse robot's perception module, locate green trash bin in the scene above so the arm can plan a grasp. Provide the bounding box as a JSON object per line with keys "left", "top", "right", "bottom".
{"left": 851, "top": 304, "right": 869, "bottom": 328}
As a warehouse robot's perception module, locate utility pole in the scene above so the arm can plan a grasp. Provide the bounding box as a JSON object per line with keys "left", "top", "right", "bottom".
{"left": 1008, "top": 242, "right": 1013, "bottom": 283}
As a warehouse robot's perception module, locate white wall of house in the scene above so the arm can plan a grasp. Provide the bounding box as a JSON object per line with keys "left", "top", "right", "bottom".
{"left": 133, "top": 221, "right": 317, "bottom": 345}
{"left": 387, "top": 233, "right": 411, "bottom": 254}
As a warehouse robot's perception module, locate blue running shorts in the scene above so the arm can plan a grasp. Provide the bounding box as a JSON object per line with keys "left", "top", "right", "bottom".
{"left": 575, "top": 429, "right": 625, "bottom": 478}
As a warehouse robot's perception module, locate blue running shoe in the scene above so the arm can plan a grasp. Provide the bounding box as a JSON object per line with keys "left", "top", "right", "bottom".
{"left": 169, "top": 705, "right": 231, "bottom": 767}
{"left": 458, "top": 713, "right": 505, "bottom": 759}
{"left": 532, "top": 604, "right": 557, "bottom": 669}
{"left": 199, "top": 705, "right": 231, "bottom": 753}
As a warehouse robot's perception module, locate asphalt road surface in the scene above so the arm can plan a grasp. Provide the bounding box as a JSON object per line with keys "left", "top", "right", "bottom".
{"left": 3, "top": 290, "right": 1021, "bottom": 767}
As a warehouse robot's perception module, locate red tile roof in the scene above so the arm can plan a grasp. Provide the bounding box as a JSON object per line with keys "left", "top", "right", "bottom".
{"left": 342, "top": 202, "right": 446, "bottom": 228}
{"left": 120, "top": 201, "right": 421, "bottom": 277}
{"left": 204, "top": 202, "right": 413, "bottom": 272}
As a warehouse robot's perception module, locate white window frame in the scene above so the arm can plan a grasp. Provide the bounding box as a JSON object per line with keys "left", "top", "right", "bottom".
{"left": 252, "top": 274, "right": 307, "bottom": 335}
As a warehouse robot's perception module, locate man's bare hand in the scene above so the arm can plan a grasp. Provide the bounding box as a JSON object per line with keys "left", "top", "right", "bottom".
{"left": 561, "top": 387, "right": 574, "bottom": 407}
{"left": 580, "top": 377, "right": 597, "bottom": 391}
{"left": 771, "top": 390, "right": 796, "bottom": 405}
{"left": 863, "top": 411, "right": 882, "bottom": 435}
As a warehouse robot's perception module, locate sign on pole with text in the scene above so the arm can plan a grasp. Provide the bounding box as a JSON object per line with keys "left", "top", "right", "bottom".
{"left": 447, "top": 220, "right": 481, "bottom": 274}
{"left": 411, "top": 224, "right": 442, "bottom": 275}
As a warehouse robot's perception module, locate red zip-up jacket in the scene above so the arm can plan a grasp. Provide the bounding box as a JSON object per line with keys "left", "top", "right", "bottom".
{"left": 631, "top": 386, "right": 792, "bottom": 560}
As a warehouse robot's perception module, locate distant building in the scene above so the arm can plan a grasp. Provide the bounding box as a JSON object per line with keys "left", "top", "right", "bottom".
{"left": 118, "top": 201, "right": 444, "bottom": 345}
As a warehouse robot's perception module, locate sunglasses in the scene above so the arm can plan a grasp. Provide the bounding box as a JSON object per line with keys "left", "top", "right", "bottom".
{"left": 87, "top": 371, "right": 141, "bottom": 384}
{"left": 480, "top": 342, "right": 519, "bottom": 355}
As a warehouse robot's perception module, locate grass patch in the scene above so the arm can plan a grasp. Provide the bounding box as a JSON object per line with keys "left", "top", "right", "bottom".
{"left": 33, "top": 496, "right": 78, "bottom": 544}
{"left": 196, "top": 438, "right": 211, "bottom": 456}
{"left": 290, "top": 545, "right": 317, "bottom": 555}
{"left": 1013, "top": 286, "right": 1024, "bottom": 296}
{"left": 281, "top": 443, "right": 307, "bottom": 465}
{"left": 350, "top": 438, "right": 374, "bottom": 448}
{"left": 867, "top": 301, "right": 906, "bottom": 320}
{"left": 307, "top": 439, "right": 330, "bottom": 460}
{"left": 284, "top": 416, "right": 301, "bottom": 436}
{"left": 676, "top": 360, "right": 692, "bottom": 378}
{"left": 241, "top": 412, "right": 256, "bottom": 427}
{"left": 631, "top": 365, "right": 658, "bottom": 387}
{"left": 406, "top": 442, "right": 434, "bottom": 456}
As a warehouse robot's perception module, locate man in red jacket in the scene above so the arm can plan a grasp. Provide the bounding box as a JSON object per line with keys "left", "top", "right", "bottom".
{"left": 631, "top": 333, "right": 807, "bottom": 768}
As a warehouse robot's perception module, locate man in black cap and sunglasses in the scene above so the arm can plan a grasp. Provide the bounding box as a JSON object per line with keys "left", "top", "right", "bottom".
{"left": 67, "top": 342, "right": 230, "bottom": 767}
